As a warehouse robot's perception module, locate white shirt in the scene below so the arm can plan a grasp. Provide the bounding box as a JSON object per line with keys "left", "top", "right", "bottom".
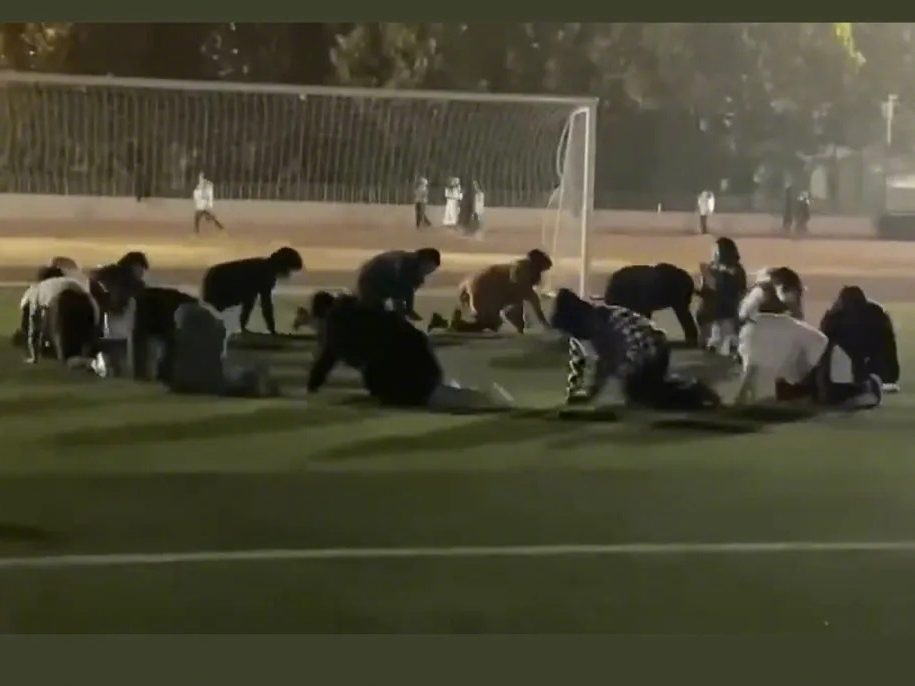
{"left": 414, "top": 180, "right": 429, "bottom": 204}
{"left": 739, "top": 313, "right": 827, "bottom": 384}
{"left": 474, "top": 190, "right": 485, "bottom": 214}
{"left": 193, "top": 181, "right": 215, "bottom": 211}
{"left": 22, "top": 277, "right": 100, "bottom": 323}
{"left": 698, "top": 191, "right": 715, "bottom": 216}
{"left": 445, "top": 184, "right": 462, "bottom": 202}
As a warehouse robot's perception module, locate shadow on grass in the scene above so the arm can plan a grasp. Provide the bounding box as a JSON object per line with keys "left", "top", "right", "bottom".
{"left": 0, "top": 390, "right": 168, "bottom": 417}
{"left": 0, "top": 522, "right": 59, "bottom": 543}
{"left": 314, "top": 409, "right": 579, "bottom": 462}
{"left": 550, "top": 403, "right": 819, "bottom": 450}
{"left": 49, "top": 403, "right": 382, "bottom": 449}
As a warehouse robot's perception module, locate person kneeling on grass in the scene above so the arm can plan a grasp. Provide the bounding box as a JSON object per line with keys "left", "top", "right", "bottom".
{"left": 427, "top": 249, "right": 553, "bottom": 334}
{"left": 603, "top": 263, "right": 700, "bottom": 348}
{"left": 550, "top": 289, "right": 721, "bottom": 411}
{"left": 307, "top": 291, "right": 512, "bottom": 411}
{"left": 355, "top": 248, "right": 441, "bottom": 322}
{"left": 21, "top": 272, "right": 101, "bottom": 366}
{"left": 201, "top": 246, "right": 304, "bottom": 343}
{"left": 167, "top": 301, "right": 277, "bottom": 397}
{"left": 735, "top": 311, "right": 882, "bottom": 409}
{"left": 819, "top": 286, "right": 900, "bottom": 394}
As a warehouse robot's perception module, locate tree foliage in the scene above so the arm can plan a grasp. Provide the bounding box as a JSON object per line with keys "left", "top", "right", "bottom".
{"left": 1, "top": 22, "right": 913, "bottom": 201}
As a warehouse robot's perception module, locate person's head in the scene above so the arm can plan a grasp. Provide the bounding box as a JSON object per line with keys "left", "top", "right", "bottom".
{"left": 117, "top": 251, "right": 150, "bottom": 281}
{"left": 198, "top": 172, "right": 206, "bottom": 185}
{"left": 549, "top": 288, "right": 596, "bottom": 340}
{"left": 525, "top": 249, "right": 553, "bottom": 284}
{"left": 36, "top": 266, "right": 64, "bottom": 282}
{"left": 713, "top": 237, "right": 740, "bottom": 266}
{"left": 310, "top": 291, "right": 338, "bottom": 321}
{"left": 835, "top": 285, "right": 867, "bottom": 311}
{"left": 268, "top": 247, "right": 304, "bottom": 280}
{"left": 415, "top": 248, "right": 441, "bottom": 276}
{"left": 49, "top": 256, "right": 79, "bottom": 274}
{"left": 770, "top": 266, "right": 803, "bottom": 294}
{"left": 89, "top": 263, "right": 143, "bottom": 315}
{"left": 473, "top": 180, "right": 482, "bottom": 193}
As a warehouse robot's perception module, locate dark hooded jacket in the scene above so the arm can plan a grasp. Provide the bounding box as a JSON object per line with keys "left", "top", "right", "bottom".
{"left": 201, "top": 247, "right": 303, "bottom": 334}
{"left": 820, "top": 286, "right": 899, "bottom": 384}
{"left": 308, "top": 292, "right": 443, "bottom": 406}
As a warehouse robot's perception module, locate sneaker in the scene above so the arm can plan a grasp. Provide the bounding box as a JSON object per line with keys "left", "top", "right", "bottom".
{"left": 427, "top": 312, "right": 449, "bottom": 333}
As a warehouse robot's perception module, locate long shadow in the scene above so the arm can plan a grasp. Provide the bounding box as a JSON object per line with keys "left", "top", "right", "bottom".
{"left": 0, "top": 389, "right": 167, "bottom": 417}
{"left": 49, "top": 403, "right": 381, "bottom": 449}
{"left": 315, "top": 409, "right": 580, "bottom": 462}
{"left": 550, "top": 403, "right": 819, "bottom": 450}
{"left": 0, "top": 522, "right": 59, "bottom": 544}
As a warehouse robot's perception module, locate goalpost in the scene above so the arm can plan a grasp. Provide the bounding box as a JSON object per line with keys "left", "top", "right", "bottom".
{"left": 0, "top": 71, "right": 597, "bottom": 296}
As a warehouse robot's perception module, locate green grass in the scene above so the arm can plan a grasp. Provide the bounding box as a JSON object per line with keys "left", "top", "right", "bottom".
{"left": 1, "top": 289, "right": 915, "bottom": 633}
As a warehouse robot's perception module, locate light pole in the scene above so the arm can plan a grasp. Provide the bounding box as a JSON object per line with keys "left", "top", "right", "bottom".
{"left": 884, "top": 93, "right": 898, "bottom": 149}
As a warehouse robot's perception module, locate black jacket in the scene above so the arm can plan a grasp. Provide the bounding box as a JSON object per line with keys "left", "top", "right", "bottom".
{"left": 604, "top": 263, "right": 694, "bottom": 316}
{"left": 356, "top": 251, "right": 428, "bottom": 314}
{"left": 201, "top": 258, "right": 279, "bottom": 333}
{"left": 308, "top": 295, "right": 443, "bottom": 406}
{"left": 132, "top": 287, "right": 198, "bottom": 380}
{"left": 820, "top": 298, "right": 899, "bottom": 384}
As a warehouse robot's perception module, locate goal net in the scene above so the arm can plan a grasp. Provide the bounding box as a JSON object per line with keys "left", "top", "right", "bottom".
{"left": 0, "top": 71, "right": 595, "bottom": 295}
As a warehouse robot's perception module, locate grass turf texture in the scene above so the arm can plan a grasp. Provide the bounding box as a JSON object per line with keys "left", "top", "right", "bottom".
{"left": 0, "top": 288, "right": 914, "bottom": 634}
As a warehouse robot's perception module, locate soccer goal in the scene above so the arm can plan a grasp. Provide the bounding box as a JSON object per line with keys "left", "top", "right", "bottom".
{"left": 0, "top": 70, "right": 596, "bottom": 295}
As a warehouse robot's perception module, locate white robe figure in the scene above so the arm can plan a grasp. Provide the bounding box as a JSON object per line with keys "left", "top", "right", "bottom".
{"left": 443, "top": 177, "right": 462, "bottom": 227}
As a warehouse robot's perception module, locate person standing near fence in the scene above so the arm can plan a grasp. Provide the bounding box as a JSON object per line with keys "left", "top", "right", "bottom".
{"left": 414, "top": 176, "right": 432, "bottom": 229}
{"left": 443, "top": 177, "right": 462, "bottom": 227}
{"left": 697, "top": 189, "right": 715, "bottom": 235}
{"left": 193, "top": 173, "right": 225, "bottom": 234}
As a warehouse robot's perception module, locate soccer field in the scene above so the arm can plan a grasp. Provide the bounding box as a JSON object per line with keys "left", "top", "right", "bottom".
{"left": 2, "top": 273, "right": 915, "bottom": 633}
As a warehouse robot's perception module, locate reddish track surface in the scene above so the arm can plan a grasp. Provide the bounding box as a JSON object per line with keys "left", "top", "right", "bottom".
{"left": 1, "top": 217, "right": 913, "bottom": 303}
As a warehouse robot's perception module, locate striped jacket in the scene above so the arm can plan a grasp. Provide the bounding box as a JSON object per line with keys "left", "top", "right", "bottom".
{"left": 566, "top": 304, "right": 667, "bottom": 401}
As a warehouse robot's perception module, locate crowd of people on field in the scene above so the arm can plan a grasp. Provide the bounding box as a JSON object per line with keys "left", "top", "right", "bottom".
{"left": 12, "top": 229, "right": 900, "bottom": 418}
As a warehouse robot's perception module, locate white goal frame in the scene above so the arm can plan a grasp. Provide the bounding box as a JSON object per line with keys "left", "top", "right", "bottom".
{"left": 0, "top": 70, "right": 597, "bottom": 296}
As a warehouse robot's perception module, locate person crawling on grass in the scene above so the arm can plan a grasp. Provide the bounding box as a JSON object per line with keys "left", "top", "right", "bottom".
{"left": 735, "top": 308, "right": 882, "bottom": 410}
{"left": 20, "top": 269, "right": 101, "bottom": 365}
{"left": 696, "top": 237, "right": 747, "bottom": 355}
{"left": 117, "top": 251, "right": 150, "bottom": 283}
{"left": 550, "top": 288, "right": 721, "bottom": 411}
{"left": 13, "top": 265, "right": 67, "bottom": 353}
{"left": 603, "top": 263, "right": 699, "bottom": 347}
{"left": 307, "top": 290, "right": 512, "bottom": 411}
{"left": 355, "top": 248, "right": 440, "bottom": 322}
{"left": 166, "top": 300, "right": 277, "bottom": 397}
{"left": 739, "top": 266, "right": 805, "bottom": 323}
{"left": 201, "top": 247, "right": 304, "bottom": 340}
{"left": 427, "top": 249, "right": 553, "bottom": 334}
{"left": 819, "top": 286, "right": 900, "bottom": 394}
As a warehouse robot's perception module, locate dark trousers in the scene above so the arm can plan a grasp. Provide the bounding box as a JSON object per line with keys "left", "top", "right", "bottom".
{"left": 195, "top": 210, "right": 224, "bottom": 232}
{"left": 699, "top": 214, "right": 708, "bottom": 234}
{"left": 622, "top": 347, "right": 671, "bottom": 404}
{"left": 414, "top": 203, "right": 431, "bottom": 228}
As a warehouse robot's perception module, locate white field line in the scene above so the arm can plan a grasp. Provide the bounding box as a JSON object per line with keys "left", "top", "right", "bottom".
{"left": 4, "top": 541, "right": 915, "bottom": 571}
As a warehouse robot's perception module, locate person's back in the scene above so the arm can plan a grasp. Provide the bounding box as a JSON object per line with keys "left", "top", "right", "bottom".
{"left": 820, "top": 288, "right": 899, "bottom": 385}
{"left": 316, "top": 295, "right": 443, "bottom": 405}
{"left": 169, "top": 303, "right": 227, "bottom": 394}
{"left": 356, "top": 251, "right": 411, "bottom": 302}
{"left": 201, "top": 257, "right": 272, "bottom": 311}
